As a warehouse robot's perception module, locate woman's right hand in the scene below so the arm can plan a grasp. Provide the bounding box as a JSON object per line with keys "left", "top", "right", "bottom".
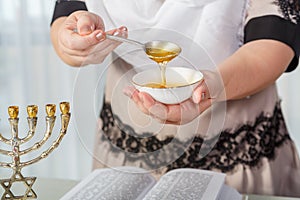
{"left": 50, "top": 10, "right": 127, "bottom": 67}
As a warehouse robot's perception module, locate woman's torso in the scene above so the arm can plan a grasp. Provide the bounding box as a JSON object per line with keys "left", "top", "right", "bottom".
{"left": 87, "top": 0, "right": 300, "bottom": 196}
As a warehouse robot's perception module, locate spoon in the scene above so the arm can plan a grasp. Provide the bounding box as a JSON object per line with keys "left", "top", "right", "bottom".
{"left": 105, "top": 34, "right": 181, "bottom": 62}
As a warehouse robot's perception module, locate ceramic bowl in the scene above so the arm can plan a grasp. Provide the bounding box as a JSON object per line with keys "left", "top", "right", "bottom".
{"left": 132, "top": 67, "right": 203, "bottom": 104}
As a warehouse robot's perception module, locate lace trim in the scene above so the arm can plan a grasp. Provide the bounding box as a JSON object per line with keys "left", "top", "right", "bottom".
{"left": 273, "top": 0, "right": 300, "bottom": 23}
{"left": 100, "top": 102, "right": 290, "bottom": 173}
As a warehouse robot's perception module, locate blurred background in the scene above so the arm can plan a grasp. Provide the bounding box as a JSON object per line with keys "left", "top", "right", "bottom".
{"left": 0, "top": 0, "right": 299, "bottom": 182}
{"left": 0, "top": 0, "right": 97, "bottom": 181}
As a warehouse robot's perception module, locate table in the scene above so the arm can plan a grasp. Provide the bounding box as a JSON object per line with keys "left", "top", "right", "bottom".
{"left": 5, "top": 177, "right": 300, "bottom": 200}
{"left": 31, "top": 178, "right": 77, "bottom": 200}
{"left": 246, "top": 195, "right": 299, "bottom": 200}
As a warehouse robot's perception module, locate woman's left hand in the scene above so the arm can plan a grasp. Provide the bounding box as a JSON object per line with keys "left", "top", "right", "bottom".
{"left": 123, "top": 82, "right": 212, "bottom": 125}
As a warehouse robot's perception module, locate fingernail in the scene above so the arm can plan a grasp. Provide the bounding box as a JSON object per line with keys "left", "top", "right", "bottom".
{"left": 201, "top": 92, "right": 206, "bottom": 100}
{"left": 120, "top": 26, "right": 127, "bottom": 32}
{"left": 192, "top": 93, "right": 200, "bottom": 104}
{"left": 96, "top": 32, "right": 104, "bottom": 41}
{"left": 119, "top": 27, "right": 128, "bottom": 37}
{"left": 79, "top": 25, "right": 92, "bottom": 35}
{"left": 113, "top": 30, "right": 120, "bottom": 36}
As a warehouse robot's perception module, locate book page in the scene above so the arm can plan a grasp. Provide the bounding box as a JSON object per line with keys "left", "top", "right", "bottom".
{"left": 142, "top": 168, "right": 238, "bottom": 200}
{"left": 61, "top": 167, "right": 156, "bottom": 200}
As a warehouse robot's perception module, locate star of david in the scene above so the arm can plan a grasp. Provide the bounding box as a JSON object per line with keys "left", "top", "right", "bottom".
{"left": 0, "top": 172, "right": 37, "bottom": 200}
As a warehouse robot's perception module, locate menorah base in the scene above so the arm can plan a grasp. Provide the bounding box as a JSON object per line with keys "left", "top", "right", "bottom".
{"left": 0, "top": 171, "right": 37, "bottom": 200}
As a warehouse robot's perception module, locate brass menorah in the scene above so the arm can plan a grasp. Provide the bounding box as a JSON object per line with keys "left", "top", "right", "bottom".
{"left": 0, "top": 102, "right": 71, "bottom": 200}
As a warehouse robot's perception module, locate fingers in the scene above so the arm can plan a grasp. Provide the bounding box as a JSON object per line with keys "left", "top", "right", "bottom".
{"left": 76, "top": 12, "right": 104, "bottom": 35}
{"left": 192, "top": 85, "right": 205, "bottom": 104}
{"left": 192, "top": 80, "right": 210, "bottom": 104}
{"left": 59, "top": 30, "right": 100, "bottom": 52}
{"left": 141, "top": 93, "right": 169, "bottom": 120}
{"left": 125, "top": 90, "right": 181, "bottom": 123}
{"left": 62, "top": 10, "right": 127, "bottom": 51}
{"left": 123, "top": 86, "right": 150, "bottom": 115}
{"left": 60, "top": 27, "right": 124, "bottom": 57}
{"left": 64, "top": 11, "right": 104, "bottom": 35}
{"left": 123, "top": 86, "right": 170, "bottom": 121}
{"left": 58, "top": 25, "right": 127, "bottom": 65}
{"left": 105, "top": 26, "right": 128, "bottom": 38}
{"left": 124, "top": 85, "right": 213, "bottom": 125}
{"left": 53, "top": 10, "right": 129, "bottom": 66}
{"left": 198, "top": 98, "right": 212, "bottom": 114}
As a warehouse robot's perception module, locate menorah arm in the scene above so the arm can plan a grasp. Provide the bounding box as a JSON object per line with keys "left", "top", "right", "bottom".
{"left": 0, "top": 149, "right": 12, "bottom": 156}
{"left": 0, "top": 134, "right": 11, "bottom": 145}
{"left": 19, "top": 117, "right": 38, "bottom": 144}
{"left": 0, "top": 162, "right": 11, "bottom": 168}
{"left": 19, "top": 116, "right": 56, "bottom": 156}
{"left": 20, "top": 113, "right": 70, "bottom": 168}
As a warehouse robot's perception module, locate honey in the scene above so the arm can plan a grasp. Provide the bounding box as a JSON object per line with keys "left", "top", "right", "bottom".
{"left": 145, "top": 48, "right": 179, "bottom": 63}
{"left": 145, "top": 47, "right": 180, "bottom": 87}
{"left": 144, "top": 83, "right": 166, "bottom": 88}
{"left": 143, "top": 82, "right": 183, "bottom": 88}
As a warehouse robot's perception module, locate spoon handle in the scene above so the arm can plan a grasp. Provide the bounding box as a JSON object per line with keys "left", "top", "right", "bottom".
{"left": 105, "top": 34, "right": 144, "bottom": 47}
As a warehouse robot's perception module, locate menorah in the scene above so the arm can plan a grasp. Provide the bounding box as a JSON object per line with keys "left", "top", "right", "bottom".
{"left": 0, "top": 102, "right": 71, "bottom": 200}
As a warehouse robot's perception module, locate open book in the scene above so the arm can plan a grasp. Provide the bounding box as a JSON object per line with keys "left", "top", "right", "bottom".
{"left": 61, "top": 167, "right": 243, "bottom": 200}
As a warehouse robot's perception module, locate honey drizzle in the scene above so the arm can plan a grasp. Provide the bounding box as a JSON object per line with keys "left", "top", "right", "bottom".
{"left": 145, "top": 48, "right": 179, "bottom": 86}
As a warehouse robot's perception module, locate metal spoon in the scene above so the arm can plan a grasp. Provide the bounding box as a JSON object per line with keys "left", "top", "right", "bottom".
{"left": 105, "top": 34, "right": 182, "bottom": 62}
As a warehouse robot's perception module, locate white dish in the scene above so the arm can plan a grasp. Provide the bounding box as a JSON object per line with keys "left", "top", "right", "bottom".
{"left": 132, "top": 67, "right": 203, "bottom": 104}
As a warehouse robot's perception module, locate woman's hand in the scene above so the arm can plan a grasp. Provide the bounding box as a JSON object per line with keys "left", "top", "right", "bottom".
{"left": 50, "top": 11, "right": 127, "bottom": 66}
{"left": 123, "top": 80, "right": 213, "bottom": 125}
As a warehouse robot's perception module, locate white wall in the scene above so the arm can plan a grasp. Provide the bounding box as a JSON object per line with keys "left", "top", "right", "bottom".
{"left": 277, "top": 67, "right": 300, "bottom": 153}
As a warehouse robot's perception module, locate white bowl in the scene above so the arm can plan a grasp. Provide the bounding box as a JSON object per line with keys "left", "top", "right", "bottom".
{"left": 132, "top": 67, "right": 203, "bottom": 104}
